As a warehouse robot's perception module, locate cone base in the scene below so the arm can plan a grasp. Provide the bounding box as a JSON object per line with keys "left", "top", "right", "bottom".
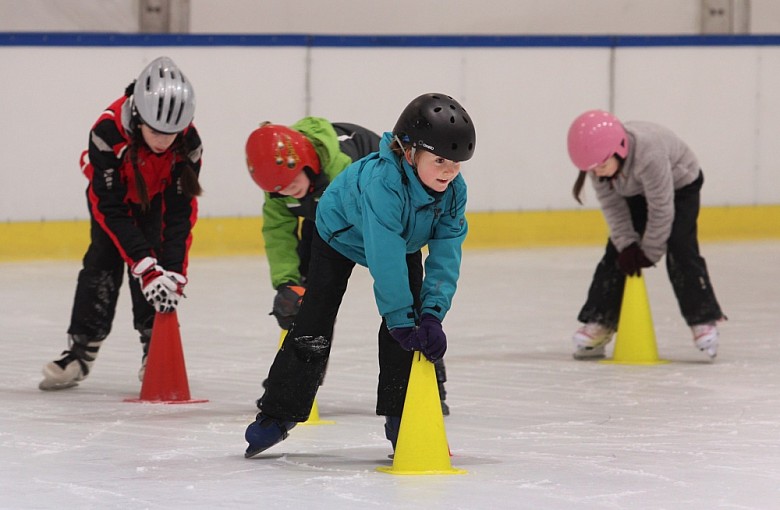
{"left": 124, "top": 397, "right": 209, "bottom": 404}
{"left": 300, "top": 419, "right": 336, "bottom": 426}
{"left": 600, "top": 359, "right": 670, "bottom": 366}
{"left": 376, "top": 466, "right": 466, "bottom": 476}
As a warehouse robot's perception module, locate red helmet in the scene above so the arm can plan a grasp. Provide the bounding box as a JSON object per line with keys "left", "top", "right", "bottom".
{"left": 567, "top": 110, "right": 628, "bottom": 171}
{"left": 245, "top": 123, "right": 320, "bottom": 192}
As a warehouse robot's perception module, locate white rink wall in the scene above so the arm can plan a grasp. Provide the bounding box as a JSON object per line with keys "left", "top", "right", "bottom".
{"left": 3, "top": 0, "right": 780, "bottom": 35}
{"left": 2, "top": 41, "right": 780, "bottom": 222}
{"left": 1, "top": 0, "right": 780, "bottom": 221}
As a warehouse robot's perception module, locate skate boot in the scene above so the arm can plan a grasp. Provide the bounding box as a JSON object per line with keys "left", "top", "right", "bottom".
{"left": 39, "top": 335, "right": 102, "bottom": 390}
{"left": 244, "top": 413, "right": 296, "bottom": 458}
{"left": 138, "top": 330, "right": 151, "bottom": 382}
{"left": 572, "top": 323, "right": 615, "bottom": 360}
{"left": 434, "top": 359, "right": 450, "bottom": 416}
{"left": 384, "top": 416, "right": 401, "bottom": 452}
{"left": 255, "top": 379, "right": 268, "bottom": 409}
{"left": 692, "top": 322, "right": 719, "bottom": 359}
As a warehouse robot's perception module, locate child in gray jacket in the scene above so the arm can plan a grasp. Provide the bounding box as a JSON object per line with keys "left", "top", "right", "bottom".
{"left": 566, "top": 109, "right": 725, "bottom": 361}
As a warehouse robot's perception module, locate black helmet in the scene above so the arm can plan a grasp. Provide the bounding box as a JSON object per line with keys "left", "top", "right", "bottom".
{"left": 393, "top": 93, "right": 476, "bottom": 162}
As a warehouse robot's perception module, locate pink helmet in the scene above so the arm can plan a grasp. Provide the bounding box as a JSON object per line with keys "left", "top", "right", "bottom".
{"left": 567, "top": 110, "right": 629, "bottom": 171}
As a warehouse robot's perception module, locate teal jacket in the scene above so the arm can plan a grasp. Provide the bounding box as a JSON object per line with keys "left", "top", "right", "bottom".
{"left": 316, "top": 132, "right": 468, "bottom": 329}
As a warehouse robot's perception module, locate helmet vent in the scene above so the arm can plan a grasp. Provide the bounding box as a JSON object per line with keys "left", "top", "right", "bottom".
{"left": 156, "top": 97, "right": 164, "bottom": 121}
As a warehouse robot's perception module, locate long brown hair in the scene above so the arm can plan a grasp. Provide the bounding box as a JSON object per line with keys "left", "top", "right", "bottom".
{"left": 126, "top": 118, "right": 202, "bottom": 212}
{"left": 572, "top": 171, "right": 588, "bottom": 205}
{"left": 572, "top": 155, "right": 625, "bottom": 205}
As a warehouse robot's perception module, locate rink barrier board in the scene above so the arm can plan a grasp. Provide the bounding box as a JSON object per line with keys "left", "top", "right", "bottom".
{"left": 1, "top": 205, "right": 778, "bottom": 262}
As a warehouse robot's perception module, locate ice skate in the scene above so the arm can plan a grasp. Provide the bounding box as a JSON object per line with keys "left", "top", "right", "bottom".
{"left": 138, "top": 353, "right": 147, "bottom": 382}
{"left": 572, "top": 323, "right": 615, "bottom": 360}
{"left": 434, "top": 359, "right": 450, "bottom": 416}
{"left": 692, "top": 322, "right": 719, "bottom": 359}
{"left": 39, "top": 335, "right": 102, "bottom": 391}
{"left": 384, "top": 416, "right": 401, "bottom": 452}
{"left": 244, "top": 413, "right": 296, "bottom": 458}
{"left": 137, "top": 330, "right": 152, "bottom": 382}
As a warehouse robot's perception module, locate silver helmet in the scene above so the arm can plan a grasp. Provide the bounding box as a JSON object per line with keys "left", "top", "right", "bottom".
{"left": 133, "top": 56, "right": 195, "bottom": 134}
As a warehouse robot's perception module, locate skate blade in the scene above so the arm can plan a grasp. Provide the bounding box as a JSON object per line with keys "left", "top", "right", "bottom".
{"left": 700, "top": 347, "right": 717, "bottom": 360}
{"left": 572, "top": 351, "right": 606, "bottom": 361}
{"left": 38, "top": 379, "right": 79, "bottom": 391}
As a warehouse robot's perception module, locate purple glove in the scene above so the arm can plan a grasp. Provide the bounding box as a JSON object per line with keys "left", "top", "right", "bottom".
{"left": 417, "top": 314, "right": 447, "bottom": 362}
{"left": 390, "top": 327, "right": 421, "bottom": 351}
{"left": 617, "top": 243, "right": 653, "bottom": 276}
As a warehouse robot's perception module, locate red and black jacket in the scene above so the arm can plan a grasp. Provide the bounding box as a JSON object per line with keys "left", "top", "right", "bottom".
{"left": 81, "top": 95, "right": 202, "bottom": 275}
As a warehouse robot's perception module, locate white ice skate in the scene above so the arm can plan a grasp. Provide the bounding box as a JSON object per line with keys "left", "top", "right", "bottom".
{"left": 572, "top": 323, "right": 615, "bottom": 360}
{"left": 39, "top": 337, "right": 101, "bottom": 391}
{"left": 692, "top": 322, "right": 719, "bottom": 360}
{"left": 138, "top": 354, "right": 147, "bottom": 382}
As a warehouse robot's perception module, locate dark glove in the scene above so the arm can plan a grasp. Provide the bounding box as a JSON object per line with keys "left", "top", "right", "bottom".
{"left": 617, "top": 243, "right": 653, "bottom": 276}
{"left": 389, "top": 326, "right": 421, "bottom": 352}
{"left": 417, "top": 314, "right": 447, "bottom": 362}
{"left": 271, "top": 283, "right": 305, "bottom": 329}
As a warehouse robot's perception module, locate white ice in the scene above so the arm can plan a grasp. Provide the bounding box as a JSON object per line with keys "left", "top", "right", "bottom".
{"left": 1, "top": 242, "right": 778, "bottom": 510}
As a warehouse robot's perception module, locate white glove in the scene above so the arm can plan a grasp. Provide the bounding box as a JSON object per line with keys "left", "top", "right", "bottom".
{"left": 131, "top": 257, "right": 187, "bottom": 313}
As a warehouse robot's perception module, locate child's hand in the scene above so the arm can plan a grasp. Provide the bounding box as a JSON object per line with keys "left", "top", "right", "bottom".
{"left": 272, "top": 283, "right": 305, "bottom": 329}
{"left": 417, "top": 314, "right": 447, "bottom": 362}
{"left": 617, "top": 243, "right": 653, "bottom": 276}
{"left": 389, "top": 327, "right": 420, "bottom": 351}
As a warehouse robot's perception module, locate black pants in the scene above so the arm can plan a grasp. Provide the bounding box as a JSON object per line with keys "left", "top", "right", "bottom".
{"left": 67, "top": 193, "right": 157, "bottom": 341}
{"left": 261, "top": 230, "right": 422, "bottom": 422}
{"left": 578, "top": 172, "right": 724, "bottom": 328}
{"left": 297, "top": 218, "right": 315, "bottom": 283}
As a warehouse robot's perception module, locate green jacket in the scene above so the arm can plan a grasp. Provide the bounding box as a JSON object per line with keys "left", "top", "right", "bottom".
{"left": 261, "top": 117, "right": 380, "bottom": 288}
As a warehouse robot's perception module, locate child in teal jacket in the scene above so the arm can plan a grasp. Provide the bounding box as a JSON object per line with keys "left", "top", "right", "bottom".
{"left": 245, "top": 93, "right": 476, "bottom": 457}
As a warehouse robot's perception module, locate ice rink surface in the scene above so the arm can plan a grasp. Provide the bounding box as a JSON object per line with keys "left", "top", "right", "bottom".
{"left": 1, "top": 241, "right": 778, "bottom": 510}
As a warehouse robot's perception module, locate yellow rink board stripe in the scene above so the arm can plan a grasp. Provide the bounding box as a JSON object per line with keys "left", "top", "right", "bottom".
{"left": 1, "top": 205, "right": 778, "bottom": 262}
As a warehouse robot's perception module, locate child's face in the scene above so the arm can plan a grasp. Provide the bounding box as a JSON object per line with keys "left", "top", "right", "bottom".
{"left": 278, "top": 171, "right": 311, "bottom": 199}
{"left": 409, "top": 150, "right": 461, "bottom": 193}
{"left": 591, "top": 156, "right": 620, "bottom": 178}
{"left": 140, "top": 124, "right": 178, "bottom": 154}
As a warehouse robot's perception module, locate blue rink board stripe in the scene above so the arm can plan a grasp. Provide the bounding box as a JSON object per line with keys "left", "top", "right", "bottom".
{"left": 2, "top": 32, "right": 780, "bottom": 48}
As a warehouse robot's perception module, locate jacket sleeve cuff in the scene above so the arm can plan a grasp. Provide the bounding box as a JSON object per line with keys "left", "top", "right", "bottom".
{"left": 385, "top": 309, "right": 416, "bottom": 330}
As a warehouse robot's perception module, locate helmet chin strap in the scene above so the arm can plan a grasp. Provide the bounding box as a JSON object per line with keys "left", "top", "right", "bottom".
{"left": 394, "top": 135, "right": 417, "bottom": 170}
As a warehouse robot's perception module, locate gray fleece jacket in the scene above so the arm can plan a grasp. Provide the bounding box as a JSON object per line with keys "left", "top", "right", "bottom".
{"left": 590, "top": 121, "right": 701, "bottom": 263}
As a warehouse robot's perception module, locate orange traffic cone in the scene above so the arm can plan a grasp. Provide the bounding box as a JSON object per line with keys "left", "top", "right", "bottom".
{"left": 125, "top": 311, "right": 207, "bottom": 404}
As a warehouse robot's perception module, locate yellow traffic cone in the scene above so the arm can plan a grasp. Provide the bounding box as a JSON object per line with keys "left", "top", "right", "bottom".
{"left": 602, "top": 274, "right": 669, "bottom": 365}
{"left": 377, "top": 352, "right": 466, "bottom": 475}
{"left": 277, "top": 329, "right": 334, "bottom": 425}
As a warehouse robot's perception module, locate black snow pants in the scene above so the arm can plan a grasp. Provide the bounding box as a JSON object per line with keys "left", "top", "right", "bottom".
{"left": 577, "top": 171, "right": 724, "bottom": 329}
{"left": 261, "top": 230, "right": 422, "bottom": 422}
{"left": 67, "top": 193, "right": 158, "bottom": 342}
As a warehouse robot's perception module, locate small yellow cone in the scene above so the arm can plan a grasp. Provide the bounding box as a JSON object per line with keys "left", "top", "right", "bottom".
{"left": 278, "top": 329, "right": 335, "bottom": 425}
{"left": 301, "top": 397, "right": 335, "bottom": 425}
{"left": 377, "top": 353, "right": 465, "bottom": 475}
{"left": 602, "top": 274, "right": 669, "bottom": 365}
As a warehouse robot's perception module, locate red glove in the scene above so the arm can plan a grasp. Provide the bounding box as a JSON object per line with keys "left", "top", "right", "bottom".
{"left": 131, "top": 257, "right": 187, "bottom": 313}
